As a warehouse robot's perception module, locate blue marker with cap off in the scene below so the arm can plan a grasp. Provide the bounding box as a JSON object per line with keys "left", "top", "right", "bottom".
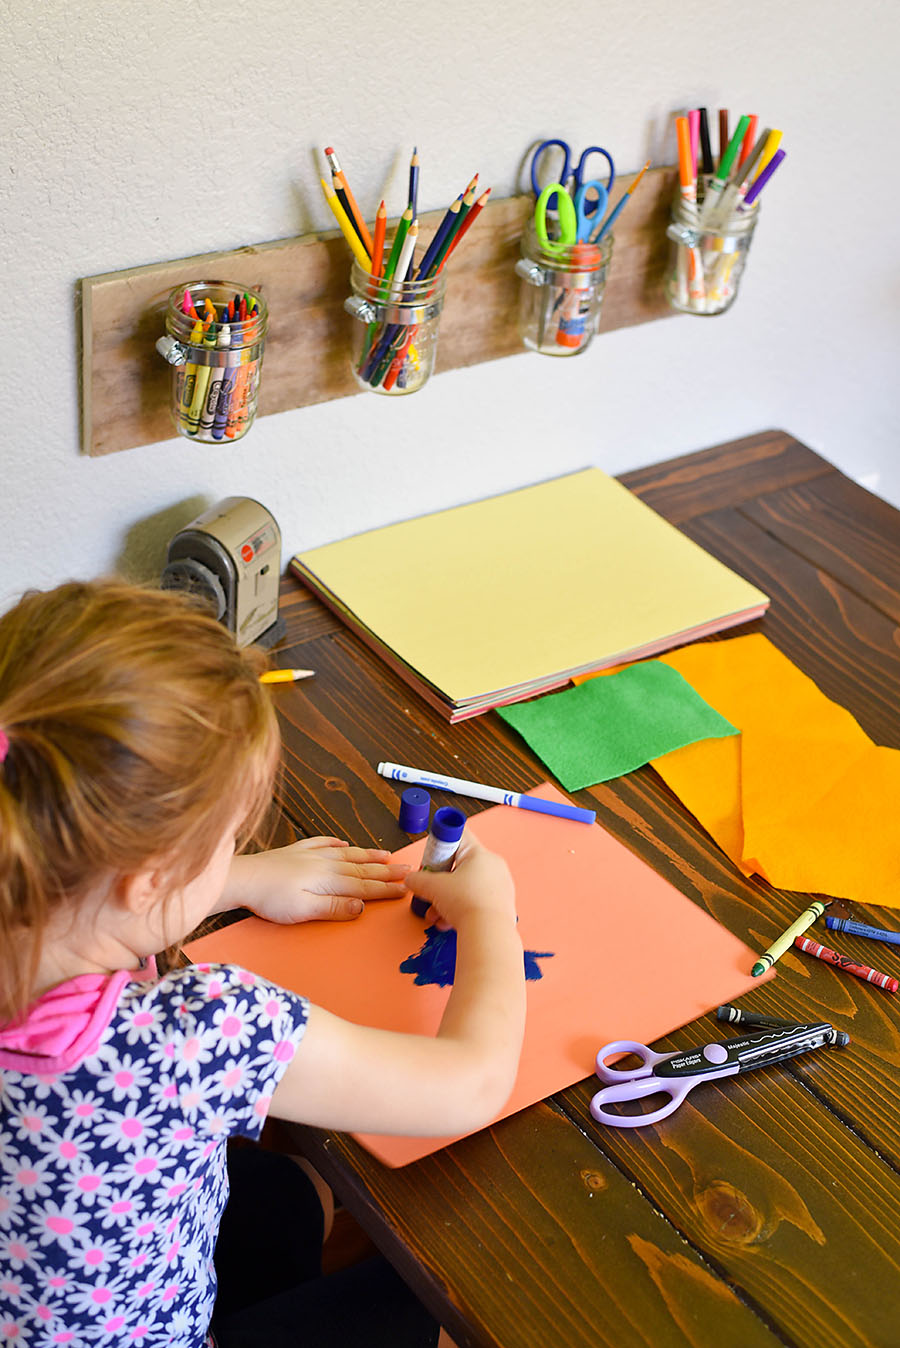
{"left": 410, "top": 807, "right": 466, "bottom": 917}
{"left": 377, "top": 762, "right": 595, "bottom": 826}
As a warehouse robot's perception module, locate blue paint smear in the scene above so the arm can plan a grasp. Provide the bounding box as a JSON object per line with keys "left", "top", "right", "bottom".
{"left": 399, "top": 925, "right": 554, "bottom": 988}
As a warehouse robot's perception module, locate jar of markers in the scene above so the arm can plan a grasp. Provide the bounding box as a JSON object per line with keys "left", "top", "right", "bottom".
{"left": 156, "top": 282, "right": 268, "bottom": 443}
{"left": 664, "top": 188, "right": 759, "bottom": 317}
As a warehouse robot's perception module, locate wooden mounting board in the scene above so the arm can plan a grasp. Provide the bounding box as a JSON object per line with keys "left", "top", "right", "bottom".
{"left": 79, "top": 167, "right": 679, "bottom": 456}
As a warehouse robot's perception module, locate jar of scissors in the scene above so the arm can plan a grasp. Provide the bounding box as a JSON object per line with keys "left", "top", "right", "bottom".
{"left": 516, "top": 140, "right": 617, "bottom": 356}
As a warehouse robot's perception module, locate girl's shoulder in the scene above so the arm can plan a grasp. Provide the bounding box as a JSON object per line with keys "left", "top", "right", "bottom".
{"left": 117, "top": 961, "right": 309, "bottom": 1039}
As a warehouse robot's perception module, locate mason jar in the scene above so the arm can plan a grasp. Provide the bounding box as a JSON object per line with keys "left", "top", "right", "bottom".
{"left": 664, "top": 188, "right": 759, "bottom": 316}
{"left": 156, "top": 281, "right": 267, "bottom": 443}
{"left": 345, "top": 260, "right": 447, "bottom": 395}
{"left": 515, "top": 219, "right": 613, "bottom": 356}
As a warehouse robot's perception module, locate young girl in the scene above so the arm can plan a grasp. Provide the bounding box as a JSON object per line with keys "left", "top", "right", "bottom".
{"left": 0, "top": 580, "right": 526, "bottom": 1348}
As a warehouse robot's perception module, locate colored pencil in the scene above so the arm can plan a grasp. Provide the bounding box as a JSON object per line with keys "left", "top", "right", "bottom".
{"left": 334, "top": 168, "right": 374, "bottom": 256}
{"left": 371, "top": 200, "right": 387, "bottom": 278}
{"left": 320, "top": 175, "right": 370, "bottom": 270}
{"left": 260, "top": 668, "right": 315, "bottom": 683}
{"left": 592, "top": 160, "right": 650, "bottom": 242}
{"left": 408, "top": 147, "right": 419, "bottom": 217}
{"left": 416, "top": 193, "right": 462, "bottom": 278}
{"left": 443, "top": 186, "right": 490, "bottom": 262}
{"left": 382, "top": 207, "right": 413, "bottom": 283}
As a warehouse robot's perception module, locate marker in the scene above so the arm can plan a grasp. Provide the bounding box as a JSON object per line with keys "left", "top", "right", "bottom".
{"left": 751, "top": 898, "right": 829, "bottom": 977}
{"left": 698, "top": 112, "right": 750, "bottom": 226}
{"left": 259, "top": 668, "right": 315, "bottom": 683}
{"left": 794, "top": 935, "right": 898, "bottom": 993}
{"left": 377, "top": 762, "right": 596, "bottom": 825}
{"left": 825, "top": 916, "right": 900, "bottom": 947}
{"left": 738, "top": 148, "right": 786, "bottom": 212}
{"left": 410, "top": 806, "right": 466, "bottom": 917}
{"left": 698, "top": 108, "right": 714, "bottom": 178}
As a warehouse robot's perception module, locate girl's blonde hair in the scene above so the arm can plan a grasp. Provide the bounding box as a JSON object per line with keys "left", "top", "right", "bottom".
{"left": 0, "top": 579, "right": 280, "bottom": 1022}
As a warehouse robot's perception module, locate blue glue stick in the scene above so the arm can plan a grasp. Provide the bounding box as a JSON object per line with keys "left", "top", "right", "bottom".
{"left": 410, "top": 806, "right": 466, "bottom": 918}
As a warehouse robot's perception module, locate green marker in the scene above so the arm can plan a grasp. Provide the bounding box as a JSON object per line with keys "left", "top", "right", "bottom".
{"left": 751, "top": 898, "right": 829, "bottom": 978}
{"left": 698, "top": 114, "right": 750, "bottom": 226}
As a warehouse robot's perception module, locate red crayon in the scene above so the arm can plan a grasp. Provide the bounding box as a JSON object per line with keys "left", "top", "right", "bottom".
{"left": 794, "top": 935, "right": 898, "bottom": 992}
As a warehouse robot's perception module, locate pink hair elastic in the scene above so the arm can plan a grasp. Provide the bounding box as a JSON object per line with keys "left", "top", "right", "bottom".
{"left": 0, "top": 730, "right": 9, "bottom": 763}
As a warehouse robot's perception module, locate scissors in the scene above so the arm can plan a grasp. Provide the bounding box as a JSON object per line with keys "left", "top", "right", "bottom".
{"left": 590, "top": 1022, "right": 847, "bottom": 1128}
{"left": 529, "top": 137, "right": 616, "bottom": 221}
{"left": 534, "top": 181, "right": 608, "bottom": 249}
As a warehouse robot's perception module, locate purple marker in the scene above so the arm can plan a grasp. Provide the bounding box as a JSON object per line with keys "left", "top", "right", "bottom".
{"left": 739, "top": 148, "right": 786, "bottom": 212}
{"left": 410, "top": 806, "right": 466, "bottom": 918}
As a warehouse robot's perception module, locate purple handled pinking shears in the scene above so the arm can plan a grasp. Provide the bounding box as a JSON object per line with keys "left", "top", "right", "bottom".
{"left": 590, "top": 1022, "right": 848, "bottom": 1128}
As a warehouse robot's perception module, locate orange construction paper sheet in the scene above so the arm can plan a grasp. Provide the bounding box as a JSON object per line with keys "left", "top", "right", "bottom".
{"left": 645, "top": 635, "right": 900, "bottom": 907}
{"left": 186, "top": 784, "right": 767, "bottom": 1167}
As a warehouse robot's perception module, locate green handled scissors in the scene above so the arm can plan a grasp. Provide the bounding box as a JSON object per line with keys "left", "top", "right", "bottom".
{"left": 534, "top": 180, "right": 609, "bottom": 250}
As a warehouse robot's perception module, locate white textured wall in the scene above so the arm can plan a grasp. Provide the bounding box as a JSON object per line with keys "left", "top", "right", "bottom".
{"left": 2, "top": 0, "right": 898, "bottom": 606}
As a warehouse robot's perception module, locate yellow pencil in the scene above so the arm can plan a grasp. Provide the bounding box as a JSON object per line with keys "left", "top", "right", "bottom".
{"left": 259, "top": 668, "right": 316, "bottom": 684}
{"left": 320, "top": 177, "right": 370, "bottom": 270}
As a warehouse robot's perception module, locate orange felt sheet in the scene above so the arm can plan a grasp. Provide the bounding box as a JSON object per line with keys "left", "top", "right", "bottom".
{"left": 187, "top": 784, "right": 767, "bottom": 1167}
{"left": 646, "top": 635, "right": 900, "bottom": 906}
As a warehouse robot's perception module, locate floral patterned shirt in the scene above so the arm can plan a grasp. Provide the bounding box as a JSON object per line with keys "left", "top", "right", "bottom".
{"left": 0, "top": 963, "right": 309, "bottom": 1348}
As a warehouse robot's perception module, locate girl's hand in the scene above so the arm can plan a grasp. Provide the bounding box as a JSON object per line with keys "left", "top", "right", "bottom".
{"left": 219, "top": 836, "right": 411, "bottom": 924}
{"left": 404, "top": 838, "right": 516, "bottom": 931}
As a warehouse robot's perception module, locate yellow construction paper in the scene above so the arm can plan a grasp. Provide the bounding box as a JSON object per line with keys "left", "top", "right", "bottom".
{"left": 649, "top": 635, "right": 900, "bottom": 907}
{"left": 292, "top": 470, "right": 768, "bottom": 709}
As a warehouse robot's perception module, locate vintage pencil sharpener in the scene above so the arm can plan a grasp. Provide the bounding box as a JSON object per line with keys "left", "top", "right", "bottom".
{"left": 161, "top": 496, "right": 286, "bottom": 648}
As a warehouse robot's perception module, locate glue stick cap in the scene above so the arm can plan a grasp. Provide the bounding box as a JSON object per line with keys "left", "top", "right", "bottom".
{"left": 431, "top": 806, "right": 466, "bottom": 841}
{"left": 399, "top": 786, "right": 431, "bottom": 833}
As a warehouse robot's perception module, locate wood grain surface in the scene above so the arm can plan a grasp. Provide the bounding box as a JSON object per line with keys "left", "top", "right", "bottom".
{"left": 248, "top": 430, "right": 900, "bottom": 1347}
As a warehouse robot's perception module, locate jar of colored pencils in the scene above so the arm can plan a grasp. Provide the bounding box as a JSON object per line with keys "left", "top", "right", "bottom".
{"left": 515, "top": 221, "right": 613, "bottom": 356}
{"left": 344, "top": 261, "right": 447, "bottom": 395}
{"left": 156, "top": 281, "right": 268, "bottom": 442}
{"left": 664, "top": 187, "right": 759, "bottom": 316}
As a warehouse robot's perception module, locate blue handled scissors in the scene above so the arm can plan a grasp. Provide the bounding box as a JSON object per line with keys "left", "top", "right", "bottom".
{"left": 529, "top": 138, "right": 616, "bottom": 220}
{"left": 590, "top": 1023, "right": 845, "bottom": 1128}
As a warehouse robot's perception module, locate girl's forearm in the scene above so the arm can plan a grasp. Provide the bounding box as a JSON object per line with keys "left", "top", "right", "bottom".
{"left": 435, "top": 912, "right": 526, "bottom": 1099}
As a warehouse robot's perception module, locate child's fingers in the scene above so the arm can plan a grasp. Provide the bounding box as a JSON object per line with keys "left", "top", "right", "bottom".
{"left": 306, "top": 844, "right": 394, "bottom": 864}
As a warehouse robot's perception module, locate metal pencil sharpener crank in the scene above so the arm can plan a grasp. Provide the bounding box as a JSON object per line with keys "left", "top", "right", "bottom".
{"left": 161, "top": 496, "right": 286, "bottom": 648}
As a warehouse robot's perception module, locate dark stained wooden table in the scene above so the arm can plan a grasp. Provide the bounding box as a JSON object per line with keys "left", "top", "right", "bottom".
{"left": 267, "top": 430, "right": 900, "bottom": 1348}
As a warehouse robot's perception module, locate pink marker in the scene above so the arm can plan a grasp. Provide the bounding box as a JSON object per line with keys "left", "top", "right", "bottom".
{"left": 688, "top": 109, "right": 700, "bottom": 181}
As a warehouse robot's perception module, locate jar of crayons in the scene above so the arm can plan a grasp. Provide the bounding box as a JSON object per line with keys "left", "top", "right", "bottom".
{"left": 156, "top": 282, "right": 268, "bottom": 442}
{"left": 664, "top": 187, "right": 759, "bottom": 316}
{"left": 345, "top": 259, "right": 446, "bottom": 395}
{"left": 515, "top": 221, "right": 613, "bottom": 356}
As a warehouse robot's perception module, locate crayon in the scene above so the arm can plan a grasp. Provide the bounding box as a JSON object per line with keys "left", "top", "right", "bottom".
{"left": 751, "top": 898, "right": 829, "bottom": 977}
{"left": 795, "top": 935, "right": 898, "bottom": 992}
{"left": 825, "top": 916, "right": 900, "bottom": 947}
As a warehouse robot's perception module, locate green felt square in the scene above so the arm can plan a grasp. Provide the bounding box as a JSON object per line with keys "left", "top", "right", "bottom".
{"left": 497, "top": 660, "right": 739, "bottom": 791}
